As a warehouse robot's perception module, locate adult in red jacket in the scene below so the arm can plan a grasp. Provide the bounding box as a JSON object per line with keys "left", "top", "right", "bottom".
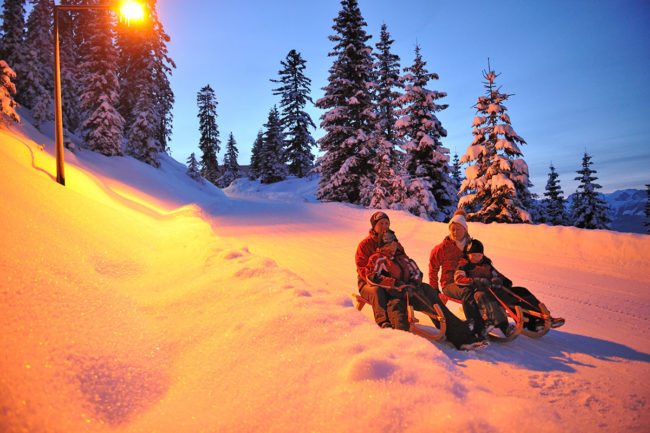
{"left": 430, "top": 211, "right": 565, "bottom": 334}
{"left": 429, "top": 210, "right": 490, "bottom": 334}
{"left": 356, "top": 212, "right": 406, "bottom": 328}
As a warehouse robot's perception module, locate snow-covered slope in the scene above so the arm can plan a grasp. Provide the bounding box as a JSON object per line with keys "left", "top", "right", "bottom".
{"left": 1, "top": 122, "right": 649, "bottom": 433}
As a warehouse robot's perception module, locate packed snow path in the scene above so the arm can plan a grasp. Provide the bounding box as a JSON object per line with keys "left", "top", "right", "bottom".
{"left": 1, "top": 124, "right": 649, "bottom": 433}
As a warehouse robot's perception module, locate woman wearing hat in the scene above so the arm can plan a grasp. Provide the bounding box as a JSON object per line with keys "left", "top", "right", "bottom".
{"left": 429, "top": 210, "right": 494, "bottom": 336}
{"left": 355, "top": 212, "right": 403, "bottom": 328}
{"left": 430, "top": 210, "right": 565, "bottom": 335}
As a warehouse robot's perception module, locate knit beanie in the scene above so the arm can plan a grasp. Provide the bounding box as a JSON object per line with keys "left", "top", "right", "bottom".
{"left": 465, "top": 239, "right": 484, "bottom": 255}
{"left": 448, "top": 209, "right": 468, "bottom": 232}
{"left": 370, "top": 211, "right": 390, "bottom": 229}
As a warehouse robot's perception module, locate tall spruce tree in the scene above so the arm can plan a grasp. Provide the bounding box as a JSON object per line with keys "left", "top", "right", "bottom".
{"left": 78, "top": 9, "right": 124, "bottom": 156}
{"left": 459, "top": 63, "right": 532, "bottom": 223}
{"left": 58, "top": 0, "right": 83, "bottom": 134}
{"left": 0, "top": 60, "right": 20, "bottom": 125}
{"left": 1, "top": 0, "right": 27, "bottom": 102}
{"left": 570, "top": 152, "right": 611, "bottom": 229}
{"left": 147, "top": 0, "right": 175, "bottom": 152}
{"left": 126, "top": 62, "right": 163, "bottom": 167}
{"left": 219, "top": 132, "right": 240, "bottom": 187}
{"left": 395, "top": 45, "right": 454, "bottom": 221}
{"left": 365, "top": 23, "right": 406, "bottom": 210}
{"left": 315, "top": 0, "right": 376, "bottom": 204}
{"left": 451, "top": 151, "right": 463, "bottom": 192}
{"left": 259, "top": 106, "right": 287, "bottom": 184}
{"left": 196, "top": 84, "right": 220, "bottom": 184}
{"left": 271, "top": 49, "right": 316, "bottom": 177}
{"left": 116, "top": 0, "right": 175, "bottom": 153}
{"left": 22, "top": 0, "right": 54, "bottom": 128}
{"left": 542, "top": 163, "right": 567, "bottom": 225}
{"left": 249, "top": 130, "right": 263, "bottom": 180}
{"left": 186, "top": 152, "right": 202, "bottom": 182}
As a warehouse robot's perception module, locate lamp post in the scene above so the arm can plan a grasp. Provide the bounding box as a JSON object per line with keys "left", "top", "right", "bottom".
{"left": 52, "top": 0, "right": 145, "bottom": 186}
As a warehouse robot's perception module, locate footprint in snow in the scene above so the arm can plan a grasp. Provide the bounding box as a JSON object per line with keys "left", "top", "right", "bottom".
{"left": 346, "top": 356, "right": 398, "bottom": 381}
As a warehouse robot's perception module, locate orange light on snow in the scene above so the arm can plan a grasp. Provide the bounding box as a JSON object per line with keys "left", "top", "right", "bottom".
{"left": 118, "top": 0, "right": 146, "bottom": 25}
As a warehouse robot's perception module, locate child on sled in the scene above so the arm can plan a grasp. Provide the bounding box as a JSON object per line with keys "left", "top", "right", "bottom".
{"left": 455, "top": 239, "right": 565, "bottom": 336}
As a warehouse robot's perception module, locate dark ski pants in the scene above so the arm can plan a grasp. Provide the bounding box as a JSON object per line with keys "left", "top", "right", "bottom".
{"left": 442, "top": 282, "right": 489, "bottom": 331}
{"left": 492, "top": 286, "right": 545, "bottom": 330}
{"left": 359, "top": 283, "right": 407, "bottom": 329}
{"left": 403, "top": 283, "right": 481, "bottom": 349}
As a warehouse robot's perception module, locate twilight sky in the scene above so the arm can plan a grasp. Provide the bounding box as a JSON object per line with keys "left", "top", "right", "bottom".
{"left": 157, "top": 0, "right": 650, "bottom": 194}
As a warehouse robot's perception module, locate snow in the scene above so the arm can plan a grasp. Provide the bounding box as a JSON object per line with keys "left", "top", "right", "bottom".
{"left": 489, "top": 173, "right": 516, "bottom": 192}
{"left": 1, "top": 120, "right": 650, "bottom": 433}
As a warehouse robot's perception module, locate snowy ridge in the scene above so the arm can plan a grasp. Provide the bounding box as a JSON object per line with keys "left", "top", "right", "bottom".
{"left": 1, "top": 122, "right": 649, "bottom": 433}
{"left": 566, "top": 189, "right": 647, "bottom": 234}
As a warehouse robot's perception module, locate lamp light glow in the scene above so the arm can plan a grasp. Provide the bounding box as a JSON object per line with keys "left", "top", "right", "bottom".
{"left": 118, "top": 0, "right": 145, "bottom": 25}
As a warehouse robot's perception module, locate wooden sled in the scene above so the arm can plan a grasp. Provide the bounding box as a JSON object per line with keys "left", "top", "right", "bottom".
{"left": 352, "top": 290, "right": 447, "bottom": 342}
{"left": 520, "top": 303, "right": 552, "bottom": 338}
{"left": 494, "top": 285, "right": 554, "bottom": 338}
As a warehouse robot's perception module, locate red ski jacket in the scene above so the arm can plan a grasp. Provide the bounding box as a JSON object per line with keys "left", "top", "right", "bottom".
{"left": 362, "top": 251, "right": 424, "bottom": 289}
{"left": 356, "top": 229, "right": 405, "bottom": 289}
{"left": 428, "top": 236, "right": 465, "bottom": 289}
{"left": 363, "top": 252, "right": 405, "bottom": 289}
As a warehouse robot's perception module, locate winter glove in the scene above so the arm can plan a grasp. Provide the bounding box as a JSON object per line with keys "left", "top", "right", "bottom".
{"left": 473, "top": 278, "right": 491, "bottom": 290}
{"left": 491, "top": 277, "right": 503, "bottom": 288}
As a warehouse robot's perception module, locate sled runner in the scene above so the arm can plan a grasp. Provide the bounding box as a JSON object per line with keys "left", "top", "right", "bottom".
{"left": 439, "top": 292, "right": 523, "bottom": 342}
{"left": 500, "top": 286, "right": 555, "bottom": 338}
{"left": 352, "top": 288, "right": 447, "bottom": 342}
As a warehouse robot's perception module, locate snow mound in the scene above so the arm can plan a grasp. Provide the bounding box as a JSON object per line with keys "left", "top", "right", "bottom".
{"left": 1, "top": 120, "right": 649, "bottom": 433}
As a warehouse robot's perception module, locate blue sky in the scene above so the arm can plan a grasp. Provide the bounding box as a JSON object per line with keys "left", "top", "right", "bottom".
{"left": 158, "top": 0, "right": 650, "bottom": 194}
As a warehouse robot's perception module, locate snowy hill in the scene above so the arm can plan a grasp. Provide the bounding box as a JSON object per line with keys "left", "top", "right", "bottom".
{"left": 1, "top": 121, "right": 649, "bottom": 433}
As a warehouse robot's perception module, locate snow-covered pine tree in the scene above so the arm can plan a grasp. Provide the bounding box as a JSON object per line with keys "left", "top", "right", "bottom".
{"left": 459, "top": 63, "right": 532, "bottom": 223}
{"left": 186, "top": 152, "right": 202, "bottom": 183}
{"left": 395, "top": 45, "right": 454, "bottom": 221}
{"left": 78, "top": 8, "right": 124, "bottom": 156}
{"left": 259, "top": 106, "right": 287, "bottom": 184}
{"left": 570, "top": 152, "right": 611, "bottom": 229}
{"left": 58, "top": 0, "right": 82, "bottom": 134}
{"left": 315, "top": 0, "right": 376, "bottom": 204}
{"left": 0, "top": 60, "right": 20, "bottom": 125}
{"left": 146, "top": 0, "right": 175, "bottom": 152}
{"left": 271, "top": 49, "right": 316, "bottom": 178}
{"left": 218, "top": 132, "right": 240, "bottom": 188}
{"left": 1, "top": 0, "right": 27, "bottom": 102}
{"left": 116, "top": 5, "right": 144, "bottom": 129}
{"left": 451, "top": 151, "right": 463, "bottom": 192}
{"left": 22, "top": 0, "right": 54, "bottom": 128}
{"left": 116, "top": 0, "right": 175, "bottom": 152}
{"left": 249, "top": 130, "right": 263, "bottom": 180}
{"left": 542, "top": 163, "right": 567, "bottom": 225}
{"left": 126, "top": 63, "right": 163, "bottom": 167}
{"left": 196, "top": 84, "right": 220, "bottom": 185}
{"left": 120, "top": 16, "right": 164, "bottom": 168}
{"left": 364, "top": 23, "right": 406, "bottom": 210}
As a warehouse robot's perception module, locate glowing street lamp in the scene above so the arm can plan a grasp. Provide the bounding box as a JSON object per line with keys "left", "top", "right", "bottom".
{"left": 53, "top": 0, "right": 146, "bottom": 186}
